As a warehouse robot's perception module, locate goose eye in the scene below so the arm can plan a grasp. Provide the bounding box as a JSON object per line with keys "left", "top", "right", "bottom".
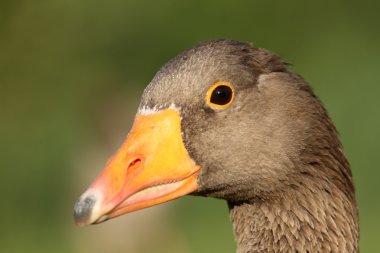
{"left": 206, "top": 82, "right": 235, "bottom": 109}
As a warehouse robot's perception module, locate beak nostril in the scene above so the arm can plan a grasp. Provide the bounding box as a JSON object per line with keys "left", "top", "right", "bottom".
{"left": 126, "top": 158, "right": 142, "bottom": 173}
{"left": 129, "top": 158, "right": 141, "bottom": 167}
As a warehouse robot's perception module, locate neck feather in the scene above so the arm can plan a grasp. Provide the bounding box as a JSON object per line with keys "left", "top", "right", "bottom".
{"left": 228, "top": 172, "right": 359, "bottom": 253}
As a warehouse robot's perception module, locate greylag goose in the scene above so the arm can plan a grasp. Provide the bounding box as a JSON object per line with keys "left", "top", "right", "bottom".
{"left": 74, "top": 40, "right": 359, "bottom": 253}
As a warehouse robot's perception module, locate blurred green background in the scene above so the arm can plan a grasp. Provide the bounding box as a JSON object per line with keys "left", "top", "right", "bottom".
{"left": 1, "top": 0, "right": 379, "bottom": 252}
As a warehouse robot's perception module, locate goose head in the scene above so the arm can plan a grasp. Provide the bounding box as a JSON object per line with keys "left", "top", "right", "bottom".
{"left": 74, "top": 40, "right": 358, "bottom": 252}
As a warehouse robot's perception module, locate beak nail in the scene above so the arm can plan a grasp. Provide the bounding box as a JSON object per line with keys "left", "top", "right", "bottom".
{"left": 74, "top": 195, "right": 96, "bottom": 226}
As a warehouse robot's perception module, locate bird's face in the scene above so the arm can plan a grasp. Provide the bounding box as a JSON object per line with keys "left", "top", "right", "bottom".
{"left": 74, "top": 40, "right": 315, "bottom": 226}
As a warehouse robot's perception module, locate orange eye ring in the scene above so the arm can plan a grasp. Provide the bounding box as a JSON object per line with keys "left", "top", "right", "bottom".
{"left": 206, "top": 81, "right": 235, "bottom": 109}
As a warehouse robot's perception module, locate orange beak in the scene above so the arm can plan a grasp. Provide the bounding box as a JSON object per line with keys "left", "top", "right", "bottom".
{"left": 74, "top": 108, "right": 200, "bottom": 226}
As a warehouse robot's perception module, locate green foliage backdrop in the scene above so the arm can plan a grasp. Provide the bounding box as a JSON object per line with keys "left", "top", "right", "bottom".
{"left": 1, "top": 1, "right": 379, "bottom": 252}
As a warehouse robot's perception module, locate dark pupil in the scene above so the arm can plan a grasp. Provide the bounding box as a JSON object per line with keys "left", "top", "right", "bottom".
{"left": 210, "top": 85, "right": 232, "bottom": 105}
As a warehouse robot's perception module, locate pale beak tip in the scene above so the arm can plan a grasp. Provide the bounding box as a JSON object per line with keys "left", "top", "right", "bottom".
{"left": 73, "top": 195, "right": 96, "bottom": 226}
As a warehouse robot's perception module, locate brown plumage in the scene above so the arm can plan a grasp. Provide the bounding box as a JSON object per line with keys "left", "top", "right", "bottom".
{"left": 74, "top": 40, "right": 359, "bottom": 253}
